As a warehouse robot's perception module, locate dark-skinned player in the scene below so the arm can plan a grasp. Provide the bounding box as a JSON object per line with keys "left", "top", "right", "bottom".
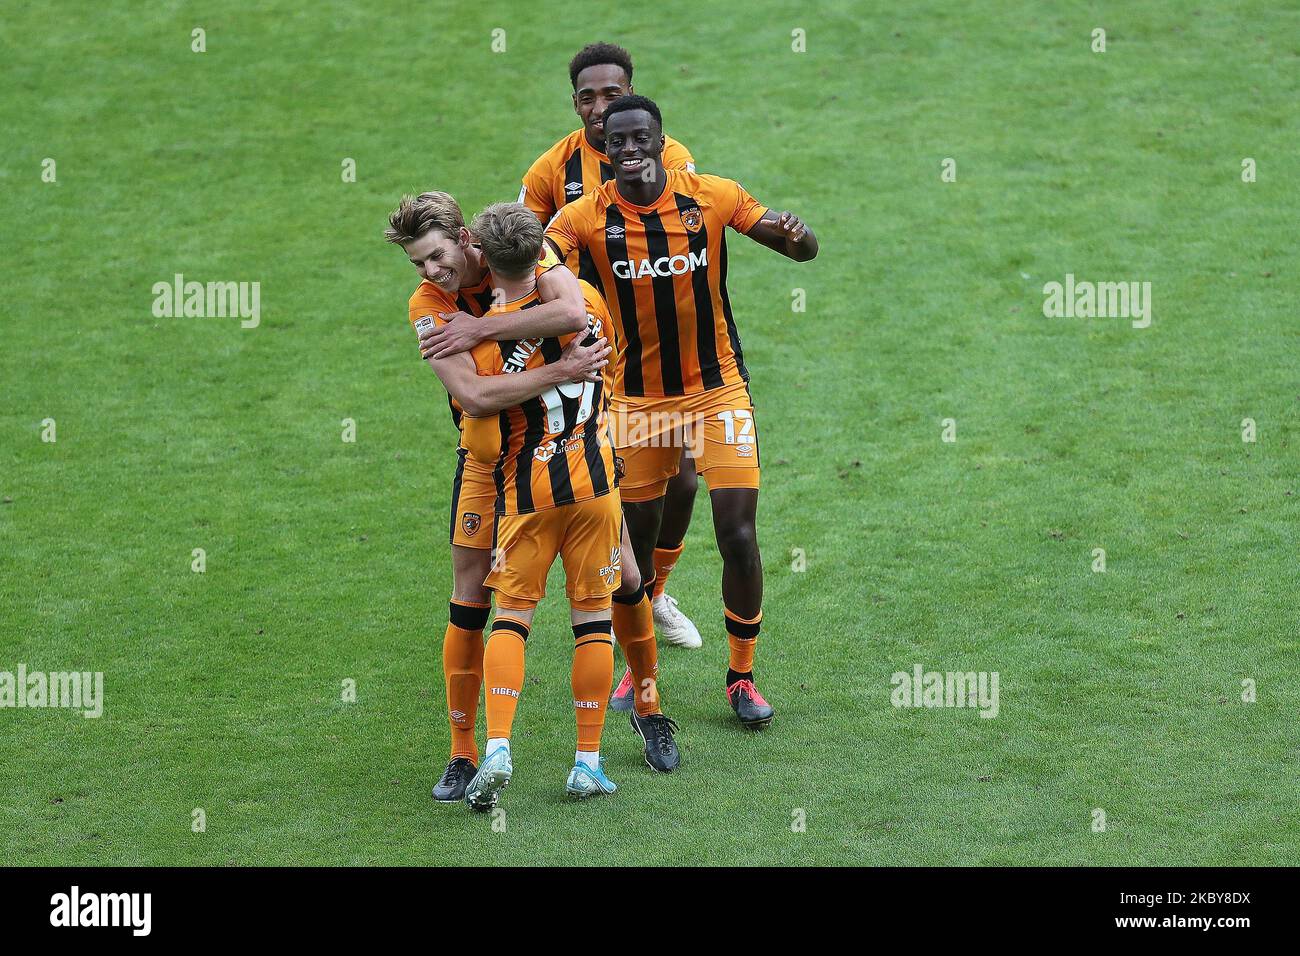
{"left": 544, "top": 95, "right": 818, "bottom": 728}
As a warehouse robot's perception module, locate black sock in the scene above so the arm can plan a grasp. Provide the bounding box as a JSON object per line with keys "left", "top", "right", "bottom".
{"left": 726, "top": 669, "right": 753, "bottom": 687}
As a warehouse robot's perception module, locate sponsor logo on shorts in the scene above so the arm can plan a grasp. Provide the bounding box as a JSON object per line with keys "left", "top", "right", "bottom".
{"left": 462, "top": 512, "right": 482, "bottom": 536}
{"left": 736, "top": 443, "right": 754, "bottom": 457}
{"left": 600, "top": 546, "right": 622, "bottom": 586}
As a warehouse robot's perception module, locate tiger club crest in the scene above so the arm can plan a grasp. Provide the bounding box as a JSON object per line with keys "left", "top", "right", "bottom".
{"left": 462, "top": 512, "right": 482, "bottom": 536}
{"left": 679, "top": 206, "right": 702, "bottom": 233}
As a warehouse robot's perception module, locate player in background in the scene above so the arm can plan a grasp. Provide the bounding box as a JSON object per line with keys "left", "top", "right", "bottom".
{"left": 386, "top": 191, "right": 603, "bottom": 802}
{"left": 544, "top": 95, "right": 818, "bottom": 729}
{"left": 419, "top": 43, "right": 707, "bottom": 669}
{"left": 448, "top": 203, "right": 637, "bottom": 805}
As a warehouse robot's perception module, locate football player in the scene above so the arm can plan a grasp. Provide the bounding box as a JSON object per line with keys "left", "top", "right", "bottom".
{"left": 544, "top": 95, "right": 818, "bottom": 729}
{"left": 386, "top": 191, "right": 604, "bottom": 801}
{"left": 420, "top": 43, "right": 707, "bottom": 675}
{"left": 445, "top": 203, "right": 657, "bottom": 805}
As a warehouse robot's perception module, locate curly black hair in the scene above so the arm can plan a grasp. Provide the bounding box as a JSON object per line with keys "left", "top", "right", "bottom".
{"left": 569, "top": 42, "right": 633, "bottom": 89}
{"left": 601, "top": 94, "right": 662, "bottom": 131}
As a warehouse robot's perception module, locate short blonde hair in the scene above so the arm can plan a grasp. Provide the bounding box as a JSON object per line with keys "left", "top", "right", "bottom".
{"left": 384, "top": 191, "right": 465, "bottom": 244}
{"left": 470, "top": 202, "right": 543, "bottom": 278}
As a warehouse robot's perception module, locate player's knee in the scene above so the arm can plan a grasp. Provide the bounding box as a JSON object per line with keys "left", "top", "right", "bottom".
{"left": 452, "top": 582, "right": 491, "bottom": 605}
{"left": 716, "top": 522, "right": 759, "bottom": 569}
{"left": 451, "top": 550, "right": 492, "bottom": 604}
{"left": 616, "top": 555, "right": 642, "bottom": 596}
{"left": 669, "top": 462, "right": 698, "bottom": 499}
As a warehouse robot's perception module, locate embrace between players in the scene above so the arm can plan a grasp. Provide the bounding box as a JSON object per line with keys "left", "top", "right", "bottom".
{"left": 383, "top": 43, "right": 818, "bottom": 810}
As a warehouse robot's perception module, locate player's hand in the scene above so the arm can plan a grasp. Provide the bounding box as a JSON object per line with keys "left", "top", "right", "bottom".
{"left": 419, "top": 311, "right": 482, "bottom": 360}
{"left": 556, "top": 335, "right": 610, "bottom": 383}
{"left": 774, "top": 210, "right": 808, "bottom": 243}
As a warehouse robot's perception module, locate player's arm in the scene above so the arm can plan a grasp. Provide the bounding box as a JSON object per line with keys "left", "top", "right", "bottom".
{"left": 744, "top": 210, "right": 819, "bottom": 262}
{"left": 417, "top": 228, "right": 589, "bottom": 359}
{"left": 419, "top": 287, "right": 587, "bottom": 362}
{"left": 542, "top": 202, "right": 584, "bottom": 272}
{"left": 465, "top": 263, "right": 590, "bottom": 347}
{"left": 426, "top": 336, "right": 610, "bottom": 418}
{"left": 419, "top": 268, "right": 587, "bottom": 361}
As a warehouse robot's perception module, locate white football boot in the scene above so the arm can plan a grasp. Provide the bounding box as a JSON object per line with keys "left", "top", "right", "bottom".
{"left": 652, "top": 592, "right": 702, "bottom": 648}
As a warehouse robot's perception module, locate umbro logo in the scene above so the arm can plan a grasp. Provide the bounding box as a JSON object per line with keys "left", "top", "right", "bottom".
{"left": 565, "top": 181, "right": 583, "bottom": 194}
{"left": 605, "top": 224, "right": 625, "bottom": 238}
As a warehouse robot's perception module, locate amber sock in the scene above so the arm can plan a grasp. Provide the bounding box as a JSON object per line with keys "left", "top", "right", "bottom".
{"left": 571, "top": 620, "right": 614, "bottom": 752}
{"left": 483, "top": 617, "right": 529, "bottom": 742}
{"left": 612, "top": 579, "right": 660, "bottom": 716}
{"left": 724, "top": 607, "right": 762, "bottom": 685}
{"left": 444, "top": 600, "right": 489, "bottom": 761}
{"left": 650, "top": 544, "right": 684, "bottom": 599}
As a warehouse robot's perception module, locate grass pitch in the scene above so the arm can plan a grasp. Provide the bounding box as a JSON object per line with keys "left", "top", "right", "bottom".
{"left": 2, "top": 1, "right": 1297, "bottom": 865}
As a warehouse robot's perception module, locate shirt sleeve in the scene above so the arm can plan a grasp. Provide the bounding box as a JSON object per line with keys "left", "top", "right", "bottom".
{"left": 468, "top": 340, "right": 500, "bottom": 376}
{"left": 520, "top": 155, "right": 557, "bottom": 223}
{"left": 408, "top": 285, "right": 456, "bottom": 332}
{"left": 664, "top": 136, "right": 696, "bottom": 173}
{"left": 725, "top": 178, "right": 768, "bottom": 234}
{"left": 544, "top": 198, "right": 589, "bottom": 262}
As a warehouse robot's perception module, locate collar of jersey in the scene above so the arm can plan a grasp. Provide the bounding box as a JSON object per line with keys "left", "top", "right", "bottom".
{"left": 457, "top": 266, "right": 492, "bottom": 296}
{"left": 610, "top": 173, "right": 674, "bottom": 214}
{"left": 488, "top": 284, "right": 539, "bottom": 313}
{"left": 577, "top": 129, "right": 610, "bottom": 163}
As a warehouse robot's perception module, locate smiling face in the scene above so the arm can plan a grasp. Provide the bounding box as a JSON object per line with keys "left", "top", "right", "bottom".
{"left": 402, "top": 227, "right": 470, "bottom": 292}
{"left": 603, "top": 108, "right": 665, "bottom": 187}
{"left": 572, "top": 63, "right": 632, "bottom": 147}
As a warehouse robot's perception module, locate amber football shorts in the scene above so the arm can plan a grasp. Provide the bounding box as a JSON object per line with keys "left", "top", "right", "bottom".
{"left": 449, "top": 450, "right": 496, "bottom": 550}
{"left": 609, "top": 380, "right": 760, "bottom": 503}
{"left": 485, "top": 492, "right": 623, "bottom": 608}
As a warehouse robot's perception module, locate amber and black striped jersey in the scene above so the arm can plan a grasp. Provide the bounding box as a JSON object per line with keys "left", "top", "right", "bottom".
{"left": 520, "top": 128, "right": 695, "bottom": 224}
{"left": 407, "top": 251, "right": 562, "bottom": 434}
{"left": 543, "top": 170, "right": 769, "bottom": 399}
{"left": 460, "top": 280, "right": 617, "bottom": 516}
{"left": 520, "top": 129, "right": 696, "bottom": 287}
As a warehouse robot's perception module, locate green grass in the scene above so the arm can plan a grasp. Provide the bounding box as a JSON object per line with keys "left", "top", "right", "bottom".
{"left": 2, "top": 0, "right": 1297, "bottom": 866}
